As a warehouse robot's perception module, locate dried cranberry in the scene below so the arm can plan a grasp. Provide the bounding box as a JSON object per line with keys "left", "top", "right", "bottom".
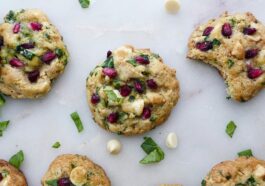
{"left": 20, "top": 42, "right": 35, "bottom": 49}
{"left": 13, "top": 23, "right": 20, "bottom": 33}
{"left": 247, "top": 66, "right": 263, "bottom": 79}
{"left": 28, "top": 70, "right": 40, "bottom": 83}
{"left": 203, "top": 26, "right": 214, "bottom": 36}
{"left": 142, "top": 107, "right": 151, "bottom": 120}
{"left": 119, "top": 85, "right": 132, "bottom": 97}
{"left": 107, "top": 112, "right": 119, "bottom": 123}
{"left": 30, "top": 22, "right": 42, "bottom": 31}
{"left": 0, "top": 36, "right": 3, "bottom": 48}
{"left": 41, "top": 51, "right": 57, "bottom": 64}
{"left": 196, "top": 41, "right": 213, "bottom": 51}
{"left": 91, "top": 93, "right": 100, "bottom": 104}
{"left": 245, "top": 49, "right": 259, "bottom": 59}
{"left": 107, "top": 50, "right": 112, "bottom": 58}
{"left": 102, "top": 68, "right": 117, "bottom": 78}
{"left": 222, "top": 23, "right": 232, "bottom": 37}
{"left": 9, "top": 58, "right": 24, "bottom": 68}
{"left": 57, "top": 177, "right": 72, "bottom": 186}
{"left": 135, "top": 55, "right": 149, "bottom": 65}
{"left": 134, "top": 81, "right": 145, "bottom": 93}
{"left": 0, "top": 174, "right": 3, "bottom": 182}
{"left": 243, "top": 27, "right": 256, "bottom": 35}
{"left": 147, "top": 79, "right": 158, "bottom": 89}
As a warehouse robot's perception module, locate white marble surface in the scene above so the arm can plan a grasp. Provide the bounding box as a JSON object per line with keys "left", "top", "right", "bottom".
{"left": 1, "top": 0, "right": 265, "bottom": 185}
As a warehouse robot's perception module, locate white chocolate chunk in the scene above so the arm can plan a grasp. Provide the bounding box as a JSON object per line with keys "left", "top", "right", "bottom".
{"left": 107, "top": 139, "right": 122, "bottom": 155}
{"left": 0, "top": 176, "right": 10, "bottom": 186}
{"left": 122, "top": 99, "right": 144, "bottom": 116}
{"left": 70, "top": 166, "right": 88, "bottom": 186}
{"left": 254, "top": 164, "right": 265, "bottom": 177}
{"left": 166, "top": 132, "right": 178, "bottom": 149}
{"left": 165, "top": 0, "right": 180, "bottom": 14}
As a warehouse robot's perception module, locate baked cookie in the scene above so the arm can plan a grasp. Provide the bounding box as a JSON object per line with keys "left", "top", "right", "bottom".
{"left": 0, "top": 9, "right": 69, "bottom": 99}
{"left": 86, "top": 45, "right": 179, "bottom": 135}
{"left": 42, "top": 154, "right": 111, "bottom": 186}
{"left": 187, "top": 12, "right": 265, "bottom": 101}
{"left": 203, "top": 157, "right": 265, "bottom": 186}
{"left": 0, "top": 159, "right": 27, "bottom": 186}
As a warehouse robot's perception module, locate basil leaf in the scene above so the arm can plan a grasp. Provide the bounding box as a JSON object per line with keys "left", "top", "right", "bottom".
{"left": 0, "top": 121, "right": 10, "bottom": 137}
{"left": 212, "top": 39, "right": 221, "bottom": 46}
{"left": 226, "top": 121, "right": 237, "bottom": 138}
{"left": 238, "top": 149, "right": 253, "bottom": 157}
{"left": 9, "top": 150, "right": 24, "bottom": 169}
{"left": 79, "top": 0, "right": 90, "bottom": 8}
{"left": 0, "top": 94, "right": 5, "bottom": 107}
{"left": 227, "top": 59, "right": 234, "bottom": 69}
{"left": 140, "top": 149, "right": 164, "bottom": 164}
{"left": 104, "top": 90, "right": 122, "bottom": 105}
{"left": 52, "top": 142, "right": 61, "bottom": 149}
{"left": 127, "top": 59, "right": 137, "bottom": 67}
{"left": 102, "top": 56, "right": 114, "bottom": 68}
{"left": 201, "top": 179, "right": 206, "bottom": 186}
{"left": 55, "top": 48, "right": 64, "bottom": 58}
{"left": 70, "top": 112, "right": 84, "bottom": 133}
{"left": 45, "top": 179, "right": 58, "bottom": 186}
{"left": 141, "top": 137, "right": 160, "bottom": 154}
{"left": 4, "top": 10, "right": 16, "bottom": 23}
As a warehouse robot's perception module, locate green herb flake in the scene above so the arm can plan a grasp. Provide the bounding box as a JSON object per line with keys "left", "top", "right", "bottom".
{"left": 9, "top": 150, "right": 24, "bottom": 169}
{"left": 230, "top": 19, "right": 237, "bottom": 27}
{"left": 45, "top": 179, "right": 58, "bottom": 186}
{"left": 204, "top": 36, "right": 209, "bottom": 41}
{"left": 104, "top": 89, "right": 123, "bottom": 105}
{"left": 4, "top": 10, "right": 16, "bottom": 23}
{"left": 79, "top": 0, "right": 90, "bottom": 8}
{"left": 102, "top": 56, "right": 114, "bottom": 68}
{"left": 129, "top": 95, "right": 135, "bottom": 102}
{"left": 227, "top": 59, "right": 234, "bottom": 69}
{"left": 201, "top": 179, "right": 206, "bottom": 186}
{"left": 55, "top": 48, "right": 64, "bottom": 58}
{"left": 212, "top": 39, "right": 221, "bottom": 46}
{"left": 0, "top": 121, "right": 10, "bottom": 137}
{"left": 150, "top": 115, "right": 158, "bottom": 122}
{"left": 127, "top": 59, "right": 137, "bottom": 67}
{"left": 16, "top": 46, "right": 35, "bottom": 60}
{"left": 140, "top": 137, "right": 165, "bottom": 164}
{"left": 238, "top": 149, "right": 253, "bottom": 157}
{"left": 70, "top": 112, "right": 84, "bottom": 133}
{"left": 52, "top": 142, "right": 61, "bottom": 149}
{"left": 0, "top": 94, "right": 5, "bottom": 107}
{"left": 226, "top": 121, "right": 237, "bottom": 138}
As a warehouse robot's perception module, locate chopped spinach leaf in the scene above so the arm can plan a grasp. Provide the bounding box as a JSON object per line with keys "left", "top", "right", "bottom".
{"left": 79, "top": 0, "right": 90, "bottom": 8}
{"left": 104, "top": 89, "right": 123, "bottom": 105}
{"left": 70, "top": 112, "right": 84, "bottom": 133}
{"left": 227, "top": 59, "right": 234, "bottom": 69}
{"left": 238, "top": 149, "right": 253, "bottom": 157}
{"left": 102, "top": 56, "right": 114, "bottom": 68}
{"left": 226, "top": 121, "right": 237, "bottom": 138}
{"left": 16, "top": 46, "right": 35, "bottom": 60}
{"left": 9, "top": 150, "right": 24, "bottom": 169}
{"left": 212, "top": 39, "right": 221, "bottom": 46}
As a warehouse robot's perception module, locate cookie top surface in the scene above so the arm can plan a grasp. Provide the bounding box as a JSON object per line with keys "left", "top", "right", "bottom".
{"left": 42, "top": 154, "right": 111, "bottom": 186}
{"left": 86, "top": 45, "right": 179, "bottom": 135}
{"left": 0, "top": 9, "right": 69, "bottom": 99}
{"left": 187, "top": 12, "right": 265, "bottom": 101}
{"left": 204, "top": 157, "right": 265, "bottom": 186}
{"left": 0, "top": 160, "right": 27, "bottom": 186}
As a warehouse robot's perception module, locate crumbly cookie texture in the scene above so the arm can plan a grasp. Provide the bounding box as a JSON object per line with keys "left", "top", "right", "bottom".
{"left": 0, "top": 9, "right": 69, "bottom": 99}
{"left": 0, "top": 160, "right": 27, "bottom": 186}
{"left": 203, "top": 157, "right": 265, "bottom": 186}
{"left": 86, "top": 45, "right": 179, "bottom": 136}
{"left": 42, "top": 154, "right": 111, "bottom": 186}
{"left": 187, "top": 12, "right": 265, "bottom": 102}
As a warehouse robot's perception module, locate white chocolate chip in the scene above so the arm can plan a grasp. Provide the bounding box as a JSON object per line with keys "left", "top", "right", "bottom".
{"left": 166, "top": 132, "right": 178, "bottom": 149}
{"left": 70, "top": 166, "right": 87, "bottom": 186}
{"left": 107, "top": 139, "right": 122, "bottom": 155}
{"left": 254, "top": 164, "right": 265, "bottom": 177}
{"left": 165, "top": 0, "right": 180, "bottom": 14}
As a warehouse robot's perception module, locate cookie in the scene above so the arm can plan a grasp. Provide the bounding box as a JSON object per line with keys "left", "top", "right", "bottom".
{"left": 0, "top": 159, "right": 27, "bottom": 186}
{"left": 203, "top": 157, "right": 265, "bottom": 186}
{"left": 86, "top": 45, "right": 179, "bottom": 135}
{"left": 0, "top": 9, "right": 69, "bottom": 99}
{"left": 187, "top": 12, "right": 265, "bottom": 101}
{"left": 42, "top": 154, "right": 111, "bottom": 186}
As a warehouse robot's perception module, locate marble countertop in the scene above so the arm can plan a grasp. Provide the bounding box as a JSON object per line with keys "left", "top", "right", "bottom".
{"left": 1, "top": 0, "right": 265, "bottom": 185}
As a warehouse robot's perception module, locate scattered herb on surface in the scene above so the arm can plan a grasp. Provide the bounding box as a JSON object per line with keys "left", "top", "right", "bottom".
{"left": 70, "top": 112, "right": 84, "bottom": 133}
{"left": 226, "top": 121, "right": 237, "bottom": 138}
{"left": 79, "top": 0, "right": 90, "bottom": 8}
{"left": 52, "top": 142, "right": 61, "bottom": 149}
{"left": 0, "top": 120, "right": 9, "bottom": 137}
{"left": 9, "top": 150, "right": 24, "bottom": 169}
{"left": 140, "top": 137, "right": 165, "bottom": 164}
{"left": 238, "top": 149, "right": 253, "bottom": 157}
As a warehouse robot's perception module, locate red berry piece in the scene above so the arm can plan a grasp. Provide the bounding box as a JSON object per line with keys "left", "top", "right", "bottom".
{"left": 9, "top": 58, "right": 24, "bottom": 68}
{"left": 13, "top": 23, "right": 20, "bottom": 33}
{"left": 243, "top": 27, "right": 256, "bottom": 35}
{"left": 30, "top": 22, "right": 42, "bottom": 31}
{"left": 245, "top": 49, "right": 259, "bottom": 59}
{"left": 147, "top": 79, "right": 158, "bottom": 89}
{"left": 107, "top": 112, "right": 119, "bottom": 123}
{"left": 102, "top": 68, "right": 117, "bottom": 78}
{"left": 203, "top": 26, "right": 214, "bottom": 36}
{"left": 119, "top": 85, "right": 132, "bottom": 97}
{"left": 142, "top": 107, "right": 151, "bottom": 120}
{"left": 28, "top": 70, "right": 40, "bottom": 83}
{"left": 91, "top": 93, "right": 100, "bottom": 104}
{"left": 41, "top": 51, "right": 57, "bottom": 64}
{"left": 222, "top": 23, "right": 232, "bottom": 37}
{"left": 196, "top": 41, "right": 213, "bottom": 51}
